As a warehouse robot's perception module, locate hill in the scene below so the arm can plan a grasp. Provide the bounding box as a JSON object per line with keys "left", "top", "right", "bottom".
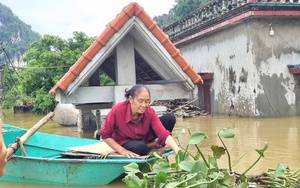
{"left": 0, "top": 3, "right": 41, "bottom": 66}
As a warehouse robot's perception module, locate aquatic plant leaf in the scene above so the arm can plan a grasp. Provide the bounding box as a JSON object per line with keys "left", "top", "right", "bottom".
{"left": 175, "top": 128, "right": 186, "bottom": 139}
{"left": 208, "top": 168, "right": 219, "bottom": 174}
{"left": 153, "top": 152, "right": 164, "bottom": 159}
{"left": 191, "top": 160, "right": 208, "bottom": 175}
{"left": 208, "top": 171, "right": 224, "bottom": 180}
{"left": 187, "top": 177, "right": 197, "bottom": 186}
{"left": 194, "top": 152, "right": 200, "bottom": 160}
{"left": 176, "top": 150, "right": 190, "bottom": 163}
{"left": 153, "top": 162, "right": 171, "bottom": 173}
{"left": 170, "top": 162, "right": 177, "bottom": 169}
{"left": 209, "top": 181, "right": 218, "bottom": 188}
{"left": 238, "top": 182, "right": 248, "bottom": 188}
{"left": 141, "top": 178, "right": 148, "bottom": 188}
{"left": 219, "top": 128, "right": 234, "bottom": 138}
{"left": 122, "top": 172, "right": 142, "bottom": 188}
{"left": 179, "top": 161, "right": 196, "bottom": 172}
{"left": 165, "top": 182, "right": 180, "bottom": 187}
{"left": 185, "top": 173, "right": 199, "bottom": 186}
{"left": 271, "top": 163, "right": 286, "bottom": 179}
{"left": 239, "top": 174, "right": 247, "bottom": 182}
{"left": 217, "top": 171, "right": 235, "bottom": 187}
{"left": 208, "top": 156, "right": 218, "bottom": 169}
{"left": 124, "top": 163, "right": 141, "bottom": 174}
{"left": 255, "top": 143, "right": 268, "bottom": 157}
{"left": 211, "top": 145, "right": 226, "bottom": 159}
{"left": 188, "top": 131, "right": 208, "bottom": 144}
{"left": 155, "top": 171, "right": 168, "bottom": 185}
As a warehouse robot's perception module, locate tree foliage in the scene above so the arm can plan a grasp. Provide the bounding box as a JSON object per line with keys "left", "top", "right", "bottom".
{"left": 3, "top": 31, "right": 115, "bottom": 114}
{"left": 173, "top": 0, "right": 204, "bottom": 19}
{"left": 22, "top": 32, "right": 95, "bottom": 114}
{"left": 153, "top": 10, "right": 177, "bottom": 29}
{"left": 154, "top": 0, "right": 210, "bottom": 29}
{"left": 3, "top": 32, "right": 96, "bottom": 114}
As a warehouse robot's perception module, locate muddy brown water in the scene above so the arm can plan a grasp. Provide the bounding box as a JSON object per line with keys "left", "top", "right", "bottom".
{"left": 1, "top": 110, "right": 300, "bottom": 187}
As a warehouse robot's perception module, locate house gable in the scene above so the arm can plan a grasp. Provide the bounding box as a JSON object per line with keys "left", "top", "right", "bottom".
{"left": 49, "top": 2, "right": 203, "bottom": 104}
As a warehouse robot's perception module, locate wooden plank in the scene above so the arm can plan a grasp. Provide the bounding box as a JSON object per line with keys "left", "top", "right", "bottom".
{"left": 67, "top": 141, "right": 115, "bottom": 155}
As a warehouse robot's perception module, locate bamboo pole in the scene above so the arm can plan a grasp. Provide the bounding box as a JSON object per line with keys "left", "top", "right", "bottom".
{"left": 6, "top": 112, "right": 55, "bottom": 160}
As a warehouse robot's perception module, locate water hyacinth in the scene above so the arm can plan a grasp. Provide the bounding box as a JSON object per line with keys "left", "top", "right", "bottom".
{"left": 123, "top": 128, "right": 299, "bottom": 188}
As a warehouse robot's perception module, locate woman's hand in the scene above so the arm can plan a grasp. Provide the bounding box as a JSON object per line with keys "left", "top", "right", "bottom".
{"left": 118, "top": 148, "right": 140, "bottom": 158}
{"left": 103, "top": 138, "right": 140, "bottom": 158}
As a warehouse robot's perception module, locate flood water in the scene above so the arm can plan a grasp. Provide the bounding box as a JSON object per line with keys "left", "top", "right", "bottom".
{"left": 1, "top": 109, "right": 300, "bottom": 187}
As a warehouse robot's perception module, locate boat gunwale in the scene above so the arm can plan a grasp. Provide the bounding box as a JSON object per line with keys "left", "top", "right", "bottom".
{"left": 9, "top": 150, "right": 174, "bottom": 163}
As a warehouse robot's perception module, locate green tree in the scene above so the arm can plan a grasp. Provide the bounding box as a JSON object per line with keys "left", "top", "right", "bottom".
{"left": 173, "top": 0, "right": 204, "bottom": 19}
{"left": 16, "top": 32, "right": 95, "bottom": 114}
{"left": 154, "top": 0, "right": 211, "bottom": 29}
{"left": 154, "top": 10, "right": 177, "bottom": 29}
{"left": 2, "top": 66, "right": 22, "bottom": 109}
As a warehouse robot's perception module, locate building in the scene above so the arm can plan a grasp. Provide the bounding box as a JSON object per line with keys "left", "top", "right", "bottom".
{"left": 164, "top": 0, "right": 300, "bottom": 117}
{"left": 49, "top": 3, "right": 203, "bottom": 131}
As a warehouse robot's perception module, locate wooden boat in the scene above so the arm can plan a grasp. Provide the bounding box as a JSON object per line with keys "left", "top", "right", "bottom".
{"left": 1, "top": 124, "right": 174, "bottom": 186}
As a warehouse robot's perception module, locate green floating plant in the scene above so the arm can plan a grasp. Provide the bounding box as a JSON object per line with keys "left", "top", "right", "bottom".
{"left": 218, "top": 128, "right": 234, "bottom": 172}
{"left": 123, "top": 128, "right": 276, "bottom": 188}
{"left": 257, "top": 163, "right": 300, "bottom": 187}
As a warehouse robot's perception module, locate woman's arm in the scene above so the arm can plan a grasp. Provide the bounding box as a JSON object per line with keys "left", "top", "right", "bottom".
{"left": 103, "top": 138, "right": 140, "bottom": 158}
{"left": 165, "top": 135, "right": 180, "bottom": 154}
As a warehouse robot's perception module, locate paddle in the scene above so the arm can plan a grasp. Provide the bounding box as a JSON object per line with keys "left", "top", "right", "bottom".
{"left": 6, "top": 112, "right": 55, "bottom": 160}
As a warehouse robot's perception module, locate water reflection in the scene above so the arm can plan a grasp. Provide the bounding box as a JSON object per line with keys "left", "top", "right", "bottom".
{"left": 1, "top": 110, "right": 300, "bottom": 187}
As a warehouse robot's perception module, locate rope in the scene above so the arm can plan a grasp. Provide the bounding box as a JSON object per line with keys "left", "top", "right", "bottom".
{"left": 7, "top": 140, "right": 20, "bottom": 156}
{"left": 17, "top": 137, "right": 27, "bottom": 156}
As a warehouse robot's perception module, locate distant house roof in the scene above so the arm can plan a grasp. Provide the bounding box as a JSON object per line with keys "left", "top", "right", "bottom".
{"left": 49, "top": 2, "right": 203, "bottom": 94}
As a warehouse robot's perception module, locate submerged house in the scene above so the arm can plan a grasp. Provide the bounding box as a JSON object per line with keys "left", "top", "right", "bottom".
{"left": 163, "top": 0, "right": 300, "bottom": 117}
{"left": 49, "top": 3, "right": 203, "bottom": 131}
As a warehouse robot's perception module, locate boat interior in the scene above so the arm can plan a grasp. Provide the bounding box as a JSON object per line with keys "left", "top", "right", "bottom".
{"left": 2, "top": 124, "right": 174, "bottom": 160}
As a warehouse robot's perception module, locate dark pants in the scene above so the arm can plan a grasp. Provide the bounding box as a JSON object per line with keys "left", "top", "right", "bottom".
{"left": 122, "top": 113, "right": 176, "bottom": 156}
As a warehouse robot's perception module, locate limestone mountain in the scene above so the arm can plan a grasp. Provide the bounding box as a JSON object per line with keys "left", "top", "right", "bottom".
{"left": 0, "top": 2, "right": 41, "bottom": 67}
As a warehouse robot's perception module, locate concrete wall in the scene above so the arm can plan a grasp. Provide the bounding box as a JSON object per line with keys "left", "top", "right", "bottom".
{"left": 178, "top": 18, "right": 300, "bottom": 117}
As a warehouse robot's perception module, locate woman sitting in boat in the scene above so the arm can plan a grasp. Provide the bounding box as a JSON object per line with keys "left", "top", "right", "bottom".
{"left": 0, "top": 119, "right": 7, "bottom": 176}
{"left": 100, "top": 84, "right": 180, "bottom": 157}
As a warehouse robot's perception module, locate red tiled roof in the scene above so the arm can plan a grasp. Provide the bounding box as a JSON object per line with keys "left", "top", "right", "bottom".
{"left": 49, "top": 2, "right": 203, "bottom": 94}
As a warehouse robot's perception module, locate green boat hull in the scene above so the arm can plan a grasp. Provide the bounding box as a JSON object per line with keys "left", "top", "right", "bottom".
{"left": 1, "top": 124, "right": 174, "bottom": 186}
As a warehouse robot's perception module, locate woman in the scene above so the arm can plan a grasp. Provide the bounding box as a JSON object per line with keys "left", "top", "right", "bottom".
{"left": 0, "top": 119, "right": 7, "bottom": 177}
{"left": 100, "top": 84, "right": 180, "bottom": 157}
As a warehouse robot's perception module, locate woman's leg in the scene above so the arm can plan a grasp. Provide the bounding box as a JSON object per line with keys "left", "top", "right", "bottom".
{"left": 159, "top": 113, "right": 176, "bottom": 132}
{"left": 150, "top": 113, "right": 176, "bottom": 138}
{"left": 122, "top": 140, "right": 150, "bottom": 156}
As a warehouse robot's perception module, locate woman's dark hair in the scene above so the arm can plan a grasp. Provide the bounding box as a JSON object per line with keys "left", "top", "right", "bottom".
{"left": 125, "top": 84, "right": 150, "bottom": 100}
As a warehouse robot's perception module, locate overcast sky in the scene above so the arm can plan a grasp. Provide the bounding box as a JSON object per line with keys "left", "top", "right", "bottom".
{"left": 1, "top": 0, "right": 175, "bottom": 39}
